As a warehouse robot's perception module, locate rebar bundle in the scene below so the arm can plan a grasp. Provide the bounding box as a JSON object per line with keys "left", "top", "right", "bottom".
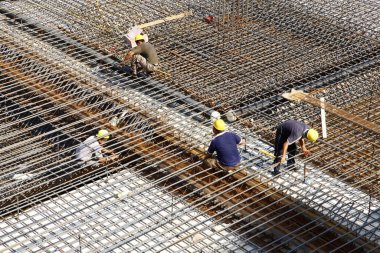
{"left": 0, "top": 0, "right": 379, "bottom": 252}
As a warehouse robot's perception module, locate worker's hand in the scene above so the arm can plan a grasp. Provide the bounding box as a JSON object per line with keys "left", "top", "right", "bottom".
{"left": 124, "top": 52, "right": 134, "bottom": 62}
{"left": 303, "top": 149, "right": 311, "bottom": 157}
{"left": 99, "top": 157, "right": 108, "bottom": 164}
{"left": 280, "top": 156, "right": 286, "bottom": 164}
{"left": 109, "top": 154, "right": 119, "bottom": 161}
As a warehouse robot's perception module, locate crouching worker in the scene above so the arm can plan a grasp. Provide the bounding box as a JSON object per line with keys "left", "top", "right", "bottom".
{"left": 75, "top": 129, "right": 119, "bottom": 167}
{"left": 204, "top": 119, "right": 245, "bottom": 173}
{"left": 272, "top": 120, "right": 318, "bottom": 176}
{"left": 123, "top": 34, "right": 159, "bottom": 78}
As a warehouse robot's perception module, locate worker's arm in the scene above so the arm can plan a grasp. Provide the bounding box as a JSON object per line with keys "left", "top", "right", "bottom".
{"left": 96, "top": 145, "right": 119, "bottom": 164}
{"left": 103, "top": 147, "right": 119, "bottom": 159}
{"left": 204, "top": 140, "right": 215, "bottom": 160}
{"left": 280, "top": 141, "right": 289, "bottom": 164}
{"left": 238, "top": 138, "right": 246, "bottom": 146}
{"left": 98, "top": 157, "right": 109, "bottom": 164}
{"left": 123, "top": 51, "right": 135, "bottom": 62}
{"left": 299, "top": 138, "right": 311, "bottom": 157}
{"left": 204, "top": 152, "right": 212, "bottom": 160}
{"left": 99, "top": 153, "right": 119, "bottom": 164}
{"left": 102, "top": 147, "right": 114, "bottom": 155}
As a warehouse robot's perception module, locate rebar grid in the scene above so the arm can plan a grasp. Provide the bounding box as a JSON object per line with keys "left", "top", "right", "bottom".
{"left": 0, "top": 0, "right": 379, "bottom": 252}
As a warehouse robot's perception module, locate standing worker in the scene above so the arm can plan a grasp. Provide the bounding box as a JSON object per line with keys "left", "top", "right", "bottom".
{"left": 75, "top": 129, "right": 118, "bottom": 167}
{"left": 123, "top": 34, "right": 159, "bottom": 77}
{"left": 272, "top": 120, "right": 318, "bottom": 175}
{"left": 204, "top": 119, "right": 245, "bottom": 173}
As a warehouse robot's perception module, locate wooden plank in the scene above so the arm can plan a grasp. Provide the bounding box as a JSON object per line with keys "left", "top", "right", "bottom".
{"left": 138, "top": 10, "right": 193, "bottom": 29}
{"left": 283, "top": 89, "right": 380, "bottom": 134}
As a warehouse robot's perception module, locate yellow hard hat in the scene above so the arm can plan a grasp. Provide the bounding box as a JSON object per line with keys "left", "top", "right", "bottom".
{"left": 135, "top": 34, "right": 145, "bottom": 42}
{"left": 213, "top": 119, "right": 226, "bottom": 131}
{"left": 306, "top": 129, "right": 318, "bottom": 142}
{"left": 96, "top": 129, "right": 110, "bottom": 139}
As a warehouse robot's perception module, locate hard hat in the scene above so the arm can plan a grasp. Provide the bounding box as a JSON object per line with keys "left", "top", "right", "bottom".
{"left": 306, "top": 129, "right": 318, "bottom": 142}
{"left": 210, "top": 111, "right": 221, "bottom": 122}
{"left": 226, "top": 110, "right": 237, "bottom": 122}
{"left": 96, "top": 129, "right": 110, "bottom": 139}
{"left": 213, "top": 119, "right": 226, "bottom": 131}
{"left": 135, "top": 34, "right": 145, "bottom": 42}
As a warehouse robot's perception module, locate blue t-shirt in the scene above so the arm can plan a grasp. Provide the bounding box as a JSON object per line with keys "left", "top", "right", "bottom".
{"left": 278, "top": 120, "right": 309, "bottom": 144}
{"left": 207, "top": 132, "right": 241, "bottom": 166}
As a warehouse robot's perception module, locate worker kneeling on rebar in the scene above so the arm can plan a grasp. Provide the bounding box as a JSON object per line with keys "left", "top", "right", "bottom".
{"left": 124, "top": 34, "right": 159, "bottom": 78}
{"left": 75, "top": 129, "right": 119, "bottom": 167}
{"left": 204, "top": 119, "right": 245, "bottom": 173}
{"left": 272, "top": 120, "right": 318, "bottom": 176}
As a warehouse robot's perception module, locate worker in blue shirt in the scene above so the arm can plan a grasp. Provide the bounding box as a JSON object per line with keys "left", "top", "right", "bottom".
{"left": 204, "top": 119, "right": 245, "bottom": 173}
{"left": 272, "top": 120, "right": 319, "bottom": 175}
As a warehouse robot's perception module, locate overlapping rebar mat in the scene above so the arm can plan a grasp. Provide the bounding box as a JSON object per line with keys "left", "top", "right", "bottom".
{"left": 0, "top": 0, "right": 379, "bottom": 252}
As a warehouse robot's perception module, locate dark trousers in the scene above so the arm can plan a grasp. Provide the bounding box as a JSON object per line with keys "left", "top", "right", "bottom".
{"left": 273, "top": 127, "right": 297, "bottom": 174}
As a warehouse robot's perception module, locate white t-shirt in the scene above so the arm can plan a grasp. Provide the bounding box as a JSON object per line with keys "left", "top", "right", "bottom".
{"left": 75, "top": 136, "right": 103, "bottom": 162}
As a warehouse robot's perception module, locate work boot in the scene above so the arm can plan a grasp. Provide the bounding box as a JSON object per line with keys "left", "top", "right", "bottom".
{"left": 271, "top": 164, "right": 281, "bottom": 176}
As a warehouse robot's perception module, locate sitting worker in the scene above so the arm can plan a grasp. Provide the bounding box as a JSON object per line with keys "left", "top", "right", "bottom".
{"left": 75, "top": 129, "right": 118, "bottom": 167}
{"left": 272, "top": 120, "right": 319, "bottom": 176}
{"left": 123, "top": 34, "right": 159, "bottom": 77}
{"left": 204, "top": 119, "right": 245, "bottom": 173}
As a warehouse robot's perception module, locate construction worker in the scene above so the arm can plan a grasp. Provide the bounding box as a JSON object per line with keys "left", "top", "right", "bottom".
{"left": 123, "top": 34, "right": 159, "bottom": 77}
{"left": 204, "top": 119, "right": 245, "bottom": 173}
{"left": 75, "top": 129, "right": 118, "bottom": 167}
{"left": 272, "top": 120, "right": 319, "bottom": 175}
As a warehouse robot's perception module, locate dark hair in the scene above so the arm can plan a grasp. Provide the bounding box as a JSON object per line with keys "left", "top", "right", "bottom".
{"left": 213, "top": 126, "right": 223, "bottom": 134}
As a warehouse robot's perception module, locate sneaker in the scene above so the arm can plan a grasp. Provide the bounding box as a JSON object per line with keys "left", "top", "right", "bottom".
{"left": 271, "top": 171, "right": 281, "bottom": 177}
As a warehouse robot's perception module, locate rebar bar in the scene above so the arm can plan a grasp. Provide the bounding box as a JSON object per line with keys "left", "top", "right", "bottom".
{"left": 0, "top": 0, "right": 379, "bottom": 252}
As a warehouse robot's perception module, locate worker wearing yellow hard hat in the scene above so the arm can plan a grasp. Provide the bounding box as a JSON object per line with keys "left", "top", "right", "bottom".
{"left": 306, "top": 128, "right": 318, "bottom": 142}
{"left": 204, "top": 119, "right": 246, "bottom": 173}
{"left": 134, "top": 34, "right": 145, "bottom": 42}
{"left": 272, "top": 120, "right": 319, "bottom": 176}
{"left": 75, "top": 129, "right": 119, "bottom": 167}
{"left": 123, "top": 33, "right": 159, "bottom": 78}
{"left": 96, "top": 129, "right": 110, "bottom": 139}
{"left": 213, "top": 119, "right": 226, "bottom": 131}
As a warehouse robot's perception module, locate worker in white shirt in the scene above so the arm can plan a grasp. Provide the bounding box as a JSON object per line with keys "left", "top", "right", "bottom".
{"left": 75, "top": 129, "right": 118, "bottom": 167}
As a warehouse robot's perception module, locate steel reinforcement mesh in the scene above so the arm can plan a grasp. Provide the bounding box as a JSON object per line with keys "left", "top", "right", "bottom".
{"left": 0, "top": 0, "right": 379, "bottom": 252}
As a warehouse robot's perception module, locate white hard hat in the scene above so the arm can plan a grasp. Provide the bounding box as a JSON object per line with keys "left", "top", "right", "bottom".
{"left": 210, "top": 111, "right": 221, "bottom": 122}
